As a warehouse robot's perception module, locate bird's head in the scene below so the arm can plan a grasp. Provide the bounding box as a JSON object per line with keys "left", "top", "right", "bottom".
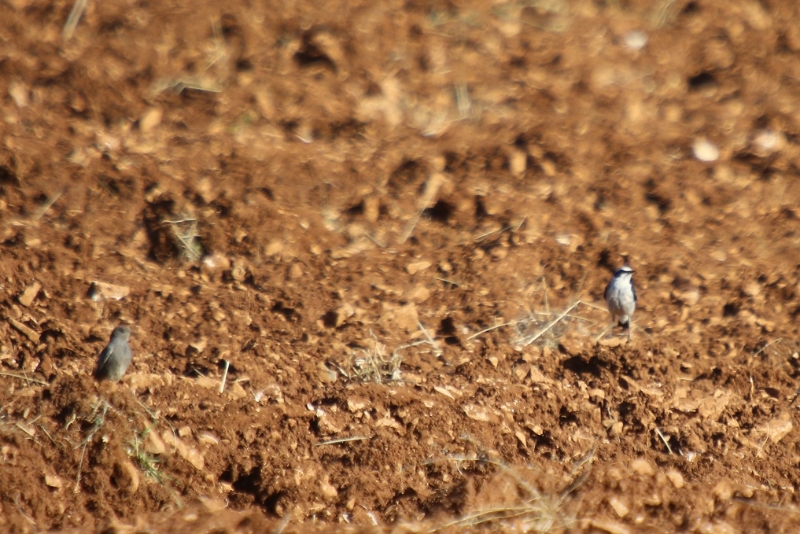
{"left": 111, "top": 325, "right": 132, "bottom": 340}
{"left": 614, "top": 266, "right": 635, "bottom": 279}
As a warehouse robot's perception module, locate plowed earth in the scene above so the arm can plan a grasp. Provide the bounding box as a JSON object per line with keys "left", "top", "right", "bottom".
{"left": 2, "top": 0, "right": 800, "bottom": 532}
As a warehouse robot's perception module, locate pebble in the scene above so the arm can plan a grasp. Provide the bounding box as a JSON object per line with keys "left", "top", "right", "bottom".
{"left": 693, "top": 138, "right": 720, "bottom": 162}
{"left": 623, "top": 30, "right": 648, "bottom": 50}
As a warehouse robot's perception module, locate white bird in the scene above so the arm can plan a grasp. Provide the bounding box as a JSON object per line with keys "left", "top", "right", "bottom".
{"left": 604, "top": 266, "right": 637, "bottom": 339}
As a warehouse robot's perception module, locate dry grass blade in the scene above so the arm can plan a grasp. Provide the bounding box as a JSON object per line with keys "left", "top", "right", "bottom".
{"left": 126, "top": 426, "right": 169, "bottom": 484}
{"left": 32, "top": 191, "right": 62, "bottom": 222}
{"left": 0, "top": 371, "right": 48, "bottom": 386}
{"left": 427, "top": 455, "right": 580, "bottom": 533}
{"left": 345, "top": 331, "right": 403, "bottom": 383}
{"left": 517, "top": 301, "right": 579, "bottom": 347}
{"left": 655, "top": 427, "right": 673, "bottom": 454}
{"left": 164, "top": 218, "right": 202, "bottom": 261}
{"left": 343, "top": 327, "right": 443, "bottom": 383}
{"left": 467, "top": 321, "right": 515, "bottom": 341}
{"left": 315, "top": 436, "right": 371, "bottom": 446}
{"left": 455, "top": 83, "right": 472, "bottom": 119}
{"left": 73, "top": 400, "right": 110, "bottom": 493}
{"left": 417, "top": 320, "right": 442, "bottom": 357}
{"left": 219, "top": 360, "right": 230, "bottom": 393}
{"left": 62, "top": 0, "right": 88, "bottom": 40}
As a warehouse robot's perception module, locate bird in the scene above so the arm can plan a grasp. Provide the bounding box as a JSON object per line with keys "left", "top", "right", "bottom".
{"left": 604, "top": 266, "right": 637, "bottom": 339}
{"left": 94, "top": 325, "right": 133, "bottom": 382}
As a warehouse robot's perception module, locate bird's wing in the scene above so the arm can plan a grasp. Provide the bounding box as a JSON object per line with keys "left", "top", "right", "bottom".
{"left": 632, "top": 279, "right": 637, "bottom": 303}
{"left": 604, "top": 280, "right": 612, "bottom": 302}
{"left": 96, "top": 345, "right": 114, "bottom": 371}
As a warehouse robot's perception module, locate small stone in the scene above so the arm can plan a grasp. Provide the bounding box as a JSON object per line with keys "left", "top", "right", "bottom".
{"left": 693, "top": 138, "right": 720, "bottom": 162}
{"left": 288, "top": 263, "right": 303, "bottom": 279}
{"left": 405, "top": 260, "right": 432, "bottom": 275}
{"left": 18, "top": 282, "right": 40, "bottom": 307}
{"left": 363, "top": 196, "right": 380, "bottom": 223}
{"left": 513, "top": 364, "right": 529, "bottom": 380}
{"left": 380, "top": 303, "right": 418, "bottom": 333}
{"left": 742, "top": 281, "right": 761, "bottom": 297}
{"left": 139, "top": 107, "right": 163, "bottom": 132}
{"left": 404, "top": 285, "right": 431, "bottom": 303}
{"left": 162, "top": 430, "right": 204, "bottom": 470}
{"left": 114, "top": 461, "right": 140, "bottom": 495}
{"left": 713, "top": 480, "right": 733, "bottom": 502}
{"left": 8, "top": 318, "right": 39, "bottom": 343}
{"left": 198, "top": 432, "right": 220, "bottom": 445}
{"left": 230, "top": 263, "right": 246, "bottom": 282}
{"left": 608, "top": 496, "right": 630, "bottom": 518}
{"left": 666, "top": 469, "right": 685, "bottom": 489}
{"left": 623, "top": 30, "right": 648, "bottom": 50}
{"left": 631, "top": 458, "right": 654, "bottom": 476}
{"left": 9, "top": 81, "right": 29, "bottom": 108}
{"left": 462, "top": 404, "right": 492, "bottom": 422}
{"left": 265, "top": 240, "right": 284, "bottom": 256}
{"left": 644, "top": 493, "right": 662, "bottom": 506}
{"left": 320, "top": 477, "right": 339, "bottom": 500}
{"left": 144, "top": 431, "right": 166, "bottom": 455}
{"left": 509, "top": 149, "right": 527, "bottom": 176}
{"left": 87, "top": 281, "right": 130, "bottom": 302}
{"left": 347, "top": 398, "right": 369, "bottom": 412}
{"left": 189, "top": 338, "right": 207, "bottom": 354}
{"left": 44, "top": 475, "right": 63, "bottom": 489}
{"left": 589, "top": 519, "right": 630, "bottom": 534}
{"left": 589, "top": 388, "right": 606, "bottom": 400}
{"left": 751, "top": 129, "right": 785, "bottom": 156}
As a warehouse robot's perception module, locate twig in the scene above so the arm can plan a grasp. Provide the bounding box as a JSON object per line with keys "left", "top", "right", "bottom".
{"left": 317, "top": 436, "right": 371, "bottom": 447}
{"left": 0, "top": 372, "right": 48, "bottom": 386}
{"left": 436, "top": 277, "right": 460, "bottom": 286}
{"left": 219, "top": 360, "right": 230, "bottom": 393}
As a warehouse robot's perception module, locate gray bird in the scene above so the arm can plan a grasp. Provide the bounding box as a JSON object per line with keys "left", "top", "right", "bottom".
{"left": 94, "top": 326, "right": 133, "bottom": 382}
{"left": 604, "top": 266, "right": 637, "bottom": 339}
